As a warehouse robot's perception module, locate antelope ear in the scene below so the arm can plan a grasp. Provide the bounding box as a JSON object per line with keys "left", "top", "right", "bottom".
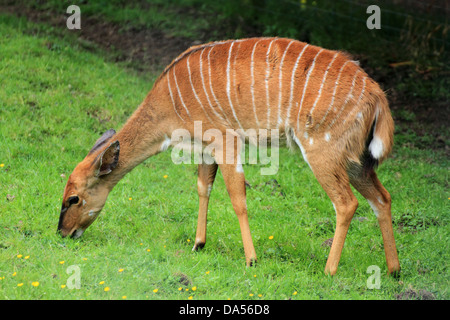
{"left": 89, "top": 129, "right": 116, "bottom": 155}
{"left": 94, "top": 140, "right": 120, "bottom": 177}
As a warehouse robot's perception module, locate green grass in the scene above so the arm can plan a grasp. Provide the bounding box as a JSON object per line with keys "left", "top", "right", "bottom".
{"left": 0, "top": 13, "right": 448, "bottom": 300}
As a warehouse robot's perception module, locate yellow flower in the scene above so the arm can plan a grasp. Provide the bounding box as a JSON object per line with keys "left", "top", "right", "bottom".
{"left": 59, "top": 261, "right": 65, "bottom": 264}
{"left": 17, "top": 254, "right": 23, "bottom": 258}
{"left": 293, "top": 291, "right": 298, "bottom": 295}
{"left": 139, "top": 243, "right": 143, "bottom": 246}
{"left": 61, "top": 284, "right": 66, "bottom": 289}
{"left": 146, "top": 249, "right": 151, "bottom": 252}
{"left": 205, "top": 271, "right": 210, "bottom": 275}
{"left": 12, "top": 272, "right": 17, "bottom": 276}
{"left": 31, "top": 281, "right": 39, "bottom": 287}
{"left": 249, "top": 293, "right": 254, "bottom": 297}
{"left": 187, "top": 239, "right": 191, "bottom": 242}
{"left": 128, "top": 197, "right": 132, "bottom": 201}
{"left": 99, "top": 281, "right": 105, "bottom": 285}
{"left": 188, "top": 296, "right": 193, "bottom": 300}
{"left": 192, "top": 286, "right": 197, "bottom": 291}
{"left": 118, "top": 268, "right": 124, "bottom": 273}
{"left": 258, "top": 294, "right": 262, "bottom": 297}
{"left": 268, "top": 235, "right": 274, "bottom": 240}
{"left": 104, "top": 287, "right": 110, "bottom": 292}
{"left": 0, "top": 163, "right": 4, "bottom": 167}
{"left": 163, "top": 175, "right": 168, "bottom": 179}
{"left": 153, "top": 289, "right": 158, "bottom": 293}
{"left": 82, "top": 258, "right": 87, "bottom": 261}
{"left": 24, "top": 255, "right": 30, "bottom": 259}
{"left": 17, "top": 283, "right": 24, "bottom": 287}
{"left": 122, "top": 296, "right": 127, "bottom": 299}
{"left": 178, "top": 287, "right": 182, "bottom": 291}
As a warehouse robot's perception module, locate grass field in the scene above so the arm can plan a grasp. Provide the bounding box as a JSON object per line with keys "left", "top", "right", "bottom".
{"left": 0, "top": 11, "right": 448, "bottom": 300}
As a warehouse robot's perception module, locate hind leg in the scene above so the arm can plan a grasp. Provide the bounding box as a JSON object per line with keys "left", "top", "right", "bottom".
{"left": 293, "top": 133, "right": 358, "bottom": 275}
{"left": 349, "top": 167, "right": 400, "bottom": 276}
{"left": 320, "top": 173, "right": 359, "bottom": 276}
{"left": 306, "top": 158, "right": 359, "bottom": 275}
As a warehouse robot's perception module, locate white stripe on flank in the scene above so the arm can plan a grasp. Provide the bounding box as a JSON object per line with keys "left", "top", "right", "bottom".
{"left": 284, "top": 43, "right": 309, "bottom": 128}
{"left": 309, "top": 52, "right": 338, "bottom": 118}
{"left": 207, "top": 46, "right": 232, "bottom": 126}
{"left": 250, "top": 39, "right": 263, "bottom": 127}
{"left": 187, "top": 55, "right": 214, "bottom": 123}
{"left": 166, "top": 70, "right": 184, "bottom": 121}
{"left": 328, "top": 69, "right": 360, "bottom": 128}
{"left": 292, "top": 133, "right": 311, "bottom": 169}
{"left": 199, "top": 47, "right": 226, "bottom": 123}
{"left": 265, "top": 39, "right": 277, "bottom": 128}
{"left": 277, "top": 40, "right": 295, "bottom": 127}
{"left": 226, "top": 41, "right": 243, "bottom": 129}
{"left": 296, "top": 49, "right": 324, "bottom": 132}
{"left": 173, "top": 66, "right": 190, "bottom": 117}
{"left": 317, "top": 60, "right": 351, "bottom": 127}
{"left": 232, "top": 41, "right": 242, "bottom": 114}
{"left": 343, "top": 76, "right": 367, "bottom": 124}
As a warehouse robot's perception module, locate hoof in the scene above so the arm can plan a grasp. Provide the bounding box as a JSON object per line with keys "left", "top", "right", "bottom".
{"left": 192, "top": 242, "right": 205, "bottom": 252}
{"left": 389, "top": 267, "right": 401, "bottom": 279}
{"left": 247, "top": 258, "right": 257, "bottom": 267}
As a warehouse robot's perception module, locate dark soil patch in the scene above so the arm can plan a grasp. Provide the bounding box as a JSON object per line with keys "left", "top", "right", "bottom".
{"left": 396, "top": 288, "right": 435, "bottom": 300}
{"left": 0, "top": 3, "right": 194, "bottom": 74}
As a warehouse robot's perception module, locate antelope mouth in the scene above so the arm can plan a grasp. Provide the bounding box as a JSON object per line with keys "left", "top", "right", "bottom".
{"left": 58, "top": 227, "right": 85, "bottom": 239}
{"left": 70, "top": 228, "right": 85, "bottom": 239}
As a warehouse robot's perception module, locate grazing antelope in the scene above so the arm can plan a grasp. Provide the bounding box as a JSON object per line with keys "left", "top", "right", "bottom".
{"left": 58, "top": 37, "right": 400, "bottom": 276}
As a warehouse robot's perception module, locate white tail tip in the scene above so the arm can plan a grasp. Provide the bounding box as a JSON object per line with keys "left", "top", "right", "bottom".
{"left": 369, "top": 135, "right": 384, "bottom": 159}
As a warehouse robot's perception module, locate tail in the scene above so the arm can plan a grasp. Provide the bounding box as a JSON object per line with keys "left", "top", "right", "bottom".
{"left": 367, "top": 92, "right": 394, "bottom": 165}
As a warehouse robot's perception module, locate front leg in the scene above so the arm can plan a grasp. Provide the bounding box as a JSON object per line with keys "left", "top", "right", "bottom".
{"left": 218, "top": 162, "right": 257, "bottom": 267}
{"left": 193, "top": 162, "right": 218, "bottom": 251}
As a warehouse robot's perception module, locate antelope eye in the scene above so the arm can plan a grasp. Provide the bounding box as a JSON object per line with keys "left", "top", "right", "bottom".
{"left": 68, "top": 196, "right": 80, "bottom": 206}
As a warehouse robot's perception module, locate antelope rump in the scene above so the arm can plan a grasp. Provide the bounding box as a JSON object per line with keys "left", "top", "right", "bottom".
{"left": 57, "top": 37, "right": 400, "bottom": 276}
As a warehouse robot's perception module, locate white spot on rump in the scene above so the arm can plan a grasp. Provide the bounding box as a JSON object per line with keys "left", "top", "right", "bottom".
{"left": 324, "top": 132, "right": 331, "bottom": 142}
{"left": 369, "top": 135, "right": 384, "bottom": 159}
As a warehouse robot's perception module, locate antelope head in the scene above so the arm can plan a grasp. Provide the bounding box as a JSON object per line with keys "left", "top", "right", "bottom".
{"left": 58, "top": 129, "right": 120, "bottom": 238}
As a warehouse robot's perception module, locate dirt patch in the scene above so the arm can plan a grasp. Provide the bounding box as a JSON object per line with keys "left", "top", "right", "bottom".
{"left": 173, "top": 272, "right": 192, "bottom": 287}
{"left": 321, "top": 237, "right": 333, "bottom": 248}
{"left": 0, "top": 3, "right": 194, "bottom": 74}
{"left": 396, "top": 288, "right": 435, "bottom": 300}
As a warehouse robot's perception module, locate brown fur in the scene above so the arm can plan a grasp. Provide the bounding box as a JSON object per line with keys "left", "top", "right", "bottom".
{"left": 58, "top": 37, "right": 399, "bottom": 276}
